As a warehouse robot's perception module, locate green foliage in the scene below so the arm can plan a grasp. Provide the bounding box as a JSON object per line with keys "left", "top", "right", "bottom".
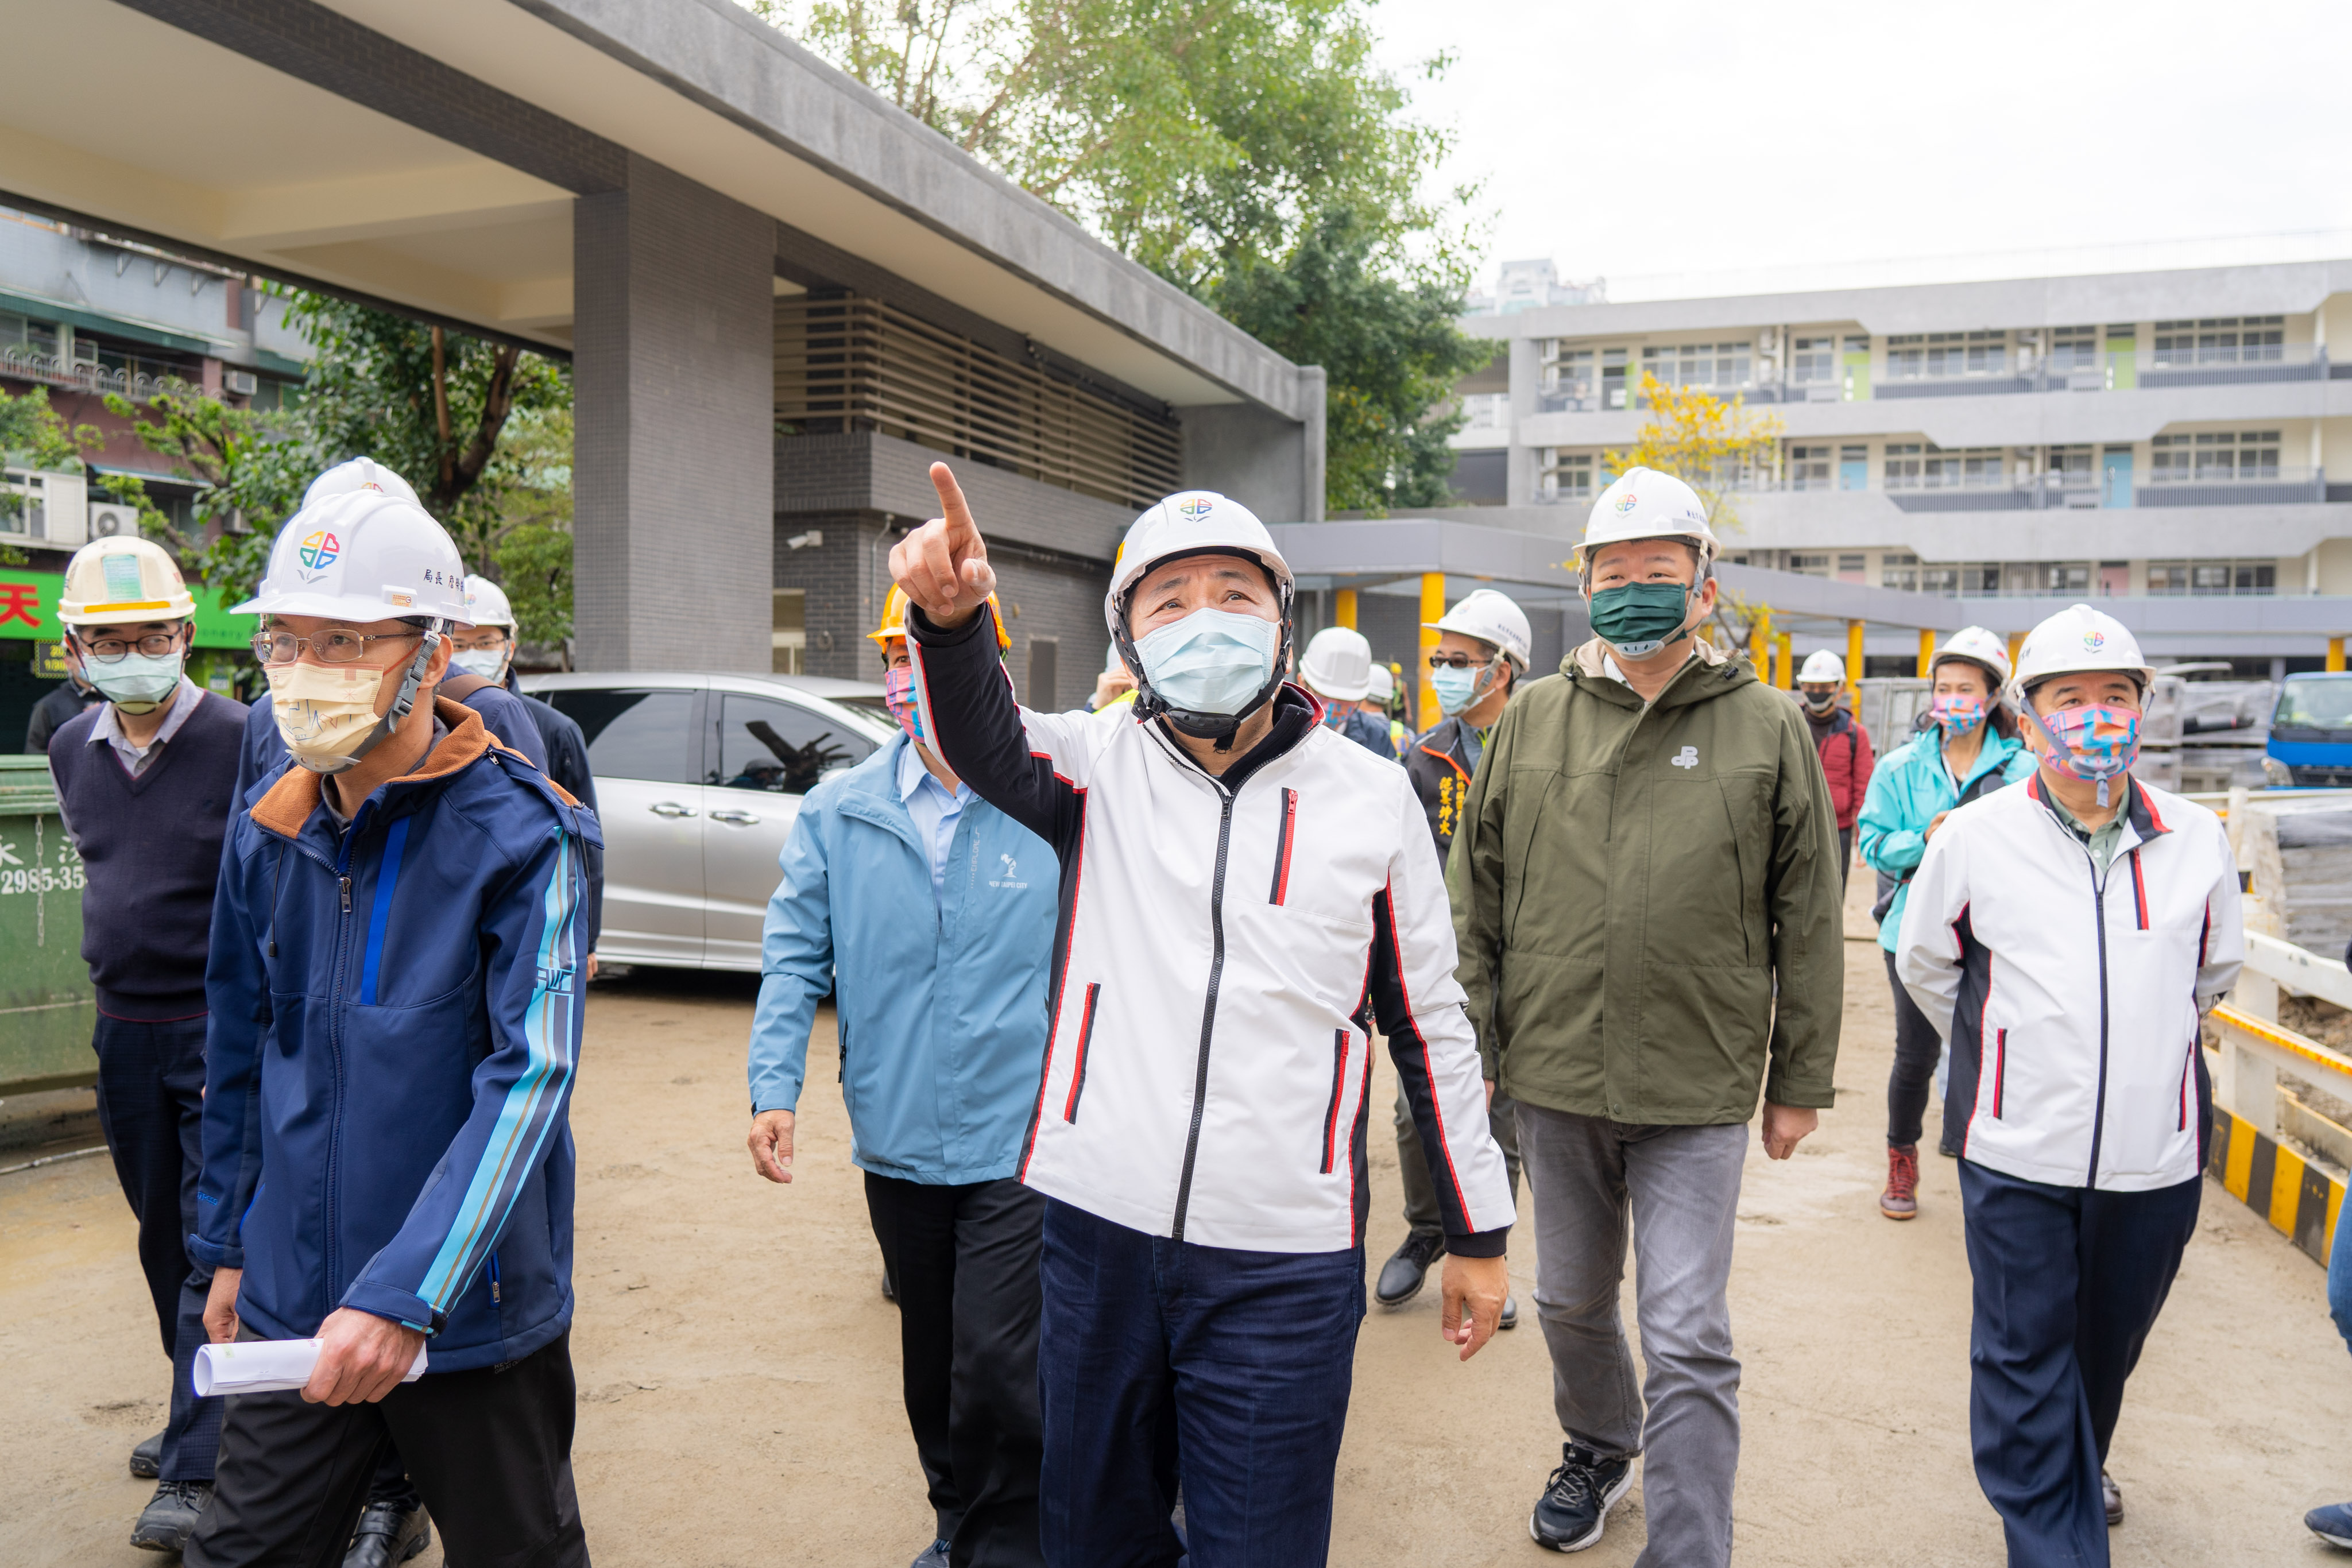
{"left": 0, "top": 384, "right": 106, "bottom": 564}
{"left": 494, "top": 524, "right": 574, "bottom": 655}
{"left": 1213, "top": 206, "right": 1490, "bottom": 513}
{"left": 105, "top": 390, "right": 307, "bottom": 610}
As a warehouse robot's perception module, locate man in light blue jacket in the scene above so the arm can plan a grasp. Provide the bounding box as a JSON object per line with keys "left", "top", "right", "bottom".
{"left": 745, "top": 587, "right": 1055, "bottom": 1568}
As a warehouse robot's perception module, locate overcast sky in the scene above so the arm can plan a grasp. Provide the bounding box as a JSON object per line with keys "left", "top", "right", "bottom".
{"left": 1374, "top": 0, "right": 2352, "bottom": 300}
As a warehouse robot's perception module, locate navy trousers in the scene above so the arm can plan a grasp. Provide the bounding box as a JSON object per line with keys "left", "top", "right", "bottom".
{"left": 1037, "top": 1199, "right": 1364, "bottom": 1568}
{"left": 92, "top": 1011, "right": 220, "bottom": 1482}
{"left": 1959, "top": 1160, "right": 2200, "bottom": 1567}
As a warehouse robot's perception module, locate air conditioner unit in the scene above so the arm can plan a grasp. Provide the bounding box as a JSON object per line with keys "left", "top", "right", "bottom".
{"left": 222, "top": 368, "right": 258, "bottom": 397}
{"left": 88, "top": 502, "right": 140, "bottom": 541}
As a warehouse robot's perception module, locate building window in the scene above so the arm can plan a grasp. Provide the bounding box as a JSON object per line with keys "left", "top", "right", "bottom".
{"left": 1788, "top": 444, "right": 1833, "bottom": 490}
{"left": 1884, "top": 442, "right": 1923, "bottom": 488}
{"left": 2146, "top": 560, "right": 2277, "bottom": 596}
{"left": 1787, "top": 554, "right": 1831, "bottom": 577}
{"left": 1885, "top": 443, "right": 2005, "bottom": 490}
{"left": 2149, "top": 430, "right": 2282, "bottom": 483}
{"left": 1885, "top": 330, "right": 2006, "bottom": 380}
{"left": 1882, "top": 551, "right": 1920, "bottom": 592}
{"left": 0, "top": 309, "right": 60, "bottom": 365}
{"left": 1837, "top": 553, "right": 1867, "bottom": 581}
{"left": 1550, "top": 348, "right": 1594, "bottom": 403}
{"left": 2048, "top": 326, "right": 2099, "bottom": 371}
{"left": 1790, "top": 336, "right": 1839, "bottom": 383}
{"left": 771, "top": 589, "right": 806, "bottom": 675}
{"left": 1640, "top": 342, "right": 1753, "bottom": 391}
{"left": 1546, "top": 452, "right": 1594, "bottom": 499}
{"left": 2040, "top": 562, "right": 2090, "bottom": 594}
{"left": 2152, "top": 316, "right": 2284, "bottom": 366}
{"left": 2046, "top": 444, "right": 2096, "bottom": 488}
{"left": 1601, "top": 349, "right": 1630, "bottom": 409}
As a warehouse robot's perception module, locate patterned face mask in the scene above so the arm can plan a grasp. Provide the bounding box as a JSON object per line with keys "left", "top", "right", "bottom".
{"left": 884, "top": 666, "right": 926, "bottom": 745}
{"left": 1930, "top": 694, "right": 1987, "bottom": 736}
{"left": 2029, "top": 703, "right": 2140, "bottom": 807}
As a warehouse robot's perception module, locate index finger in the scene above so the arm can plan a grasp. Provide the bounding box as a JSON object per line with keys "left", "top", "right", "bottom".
{"left": 929, "top": 462, "right": 976, "bottom": 537}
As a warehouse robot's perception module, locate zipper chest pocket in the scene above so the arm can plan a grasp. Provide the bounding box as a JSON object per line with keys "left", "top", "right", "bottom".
{"left": 1321, "top": 1028, "right": 1351, "bottom": 1174}
{"left": 1062, "top": 984, "right": 1101, "bottom": 1123}
{"left": 1990, "top": 1029, "right": 2007, "bottom": 1120}
{"left": 1268, "top": 788, "right": 1298, "bottom": 905}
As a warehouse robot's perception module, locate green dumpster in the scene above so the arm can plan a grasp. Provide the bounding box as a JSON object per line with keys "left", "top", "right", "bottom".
{"left": 0, "top": 754, "right": 94, "bottom": 1094}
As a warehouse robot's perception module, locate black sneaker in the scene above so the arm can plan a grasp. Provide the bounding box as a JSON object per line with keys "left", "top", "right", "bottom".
{"left": 1375, "top": 1232, "right": 1446, "bottom": 1307}
{"left": 343, "top": 1498, "right": 431, "bottom": 1567}
{"left": 130, "top": 1429, "right": 163, "bottom": 1479}
{"left": 131, "top": 1480, "right": 212, "bottom": 1553}
{"left": 2102, "top": 1469, "right": 2122, "bottom": 1527}
{"left": 1530, "top": 1442, "right": 1633, "bottom": 1552}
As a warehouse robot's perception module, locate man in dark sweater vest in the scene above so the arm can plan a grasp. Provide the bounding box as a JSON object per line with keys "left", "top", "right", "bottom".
{"left": 44, "top": 536, "right": 247, "bottom": 1553}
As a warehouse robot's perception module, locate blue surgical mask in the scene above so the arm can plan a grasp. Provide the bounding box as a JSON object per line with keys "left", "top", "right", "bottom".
{"left": 1430, "top": 665, "right": 1484, "bottom": 717}
{"left": 450, "top": 649, "right": 508, "bottom": 683}
{"left": 1134, "top": 607, "right": 1279, "bottom": 715}
{"left": 87, "top": 649, "right": 184, "bottom": 712}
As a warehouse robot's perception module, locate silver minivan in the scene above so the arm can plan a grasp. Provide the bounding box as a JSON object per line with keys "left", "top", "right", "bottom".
{"left": 520, "top": 671, "right": 897, "bottom": 972}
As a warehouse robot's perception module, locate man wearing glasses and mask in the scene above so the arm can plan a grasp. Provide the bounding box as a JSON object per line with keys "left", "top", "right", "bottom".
{"left": 45, "top": 536, "right": 250, "bottom": 1552}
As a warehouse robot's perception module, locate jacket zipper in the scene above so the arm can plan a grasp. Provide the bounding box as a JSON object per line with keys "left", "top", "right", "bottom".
{"left": 1169, "top": 787, "right": 1237, "bottom": 1242}
{"left": 2080, "top": 845, "right": 2113, "bottom": 1187}
{"left": 1063, "top": 983, "right": 1101, "bottom": 1123}
{"left": 1990, "top": 1030, "right": 2006, "bottom": 1118}
{"left": 322, "top": 803, "right": 373, "bottom": 1302}
{"left": 1321, "top": 1028, "right": 1350, "bottom": 1174}
{"left": 488, "top": 1252, "right": 501, "bottom": 1304}
{"left": 1268, "top": 787, "right": 1297, "bottom": 904}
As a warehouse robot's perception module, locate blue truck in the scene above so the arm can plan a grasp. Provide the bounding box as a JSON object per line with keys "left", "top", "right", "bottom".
{"left": 2269, "top": 673, "right": 2352, "bottom": 786}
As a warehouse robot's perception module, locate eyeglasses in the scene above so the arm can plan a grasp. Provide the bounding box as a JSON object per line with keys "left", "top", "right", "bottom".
{"left": 251, "top": 628, "right": 422, "bottom": 666}
{"left": 1426, "top": 651, "right": 1496, "bottom": 671}
{"left": 78, "top": 632, "right": 181, "bottom": 662}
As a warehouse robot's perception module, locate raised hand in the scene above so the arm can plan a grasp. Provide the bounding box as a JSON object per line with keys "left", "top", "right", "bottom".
{"left": 889, "top": 463, "right": 997, "bottom": 629}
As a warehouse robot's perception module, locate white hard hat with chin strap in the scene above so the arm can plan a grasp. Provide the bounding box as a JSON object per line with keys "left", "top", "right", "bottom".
{"left": 238, "top": 483, "right": 468, "bottom": 773}
{"left": 1797, "top": 649, "right": 1846, "bottom": 686}
{"left": 1105, "top": 490, "right": 1295, "bottom": 750}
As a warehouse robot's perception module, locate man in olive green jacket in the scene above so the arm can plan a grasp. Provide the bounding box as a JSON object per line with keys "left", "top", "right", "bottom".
{"left": 1449, "top": 467, "right": 1843, "bottom": 1564}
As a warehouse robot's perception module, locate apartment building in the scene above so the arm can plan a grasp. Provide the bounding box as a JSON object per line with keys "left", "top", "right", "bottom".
{"left": 1446, "top": 259, "right": 2352, "bottom": 661}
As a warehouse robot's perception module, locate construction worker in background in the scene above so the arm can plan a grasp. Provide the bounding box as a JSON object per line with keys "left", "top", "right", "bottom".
{"left": 893, "top": 464, "right": 1513, "bottom": 1566}
{"left": 1362, "top": 662, "right": 1408, "bottom": 757}
{"left": 1794, "top": 649, "right": 1875, "bottom": 890}
{"left": 24, "top": 640, "right": 103, "bottom": 752}
{"left": 1450, "top": 469, "right": 1842, "bottom": 1562}
{"left": 44, "top": 536, "right": 246, "bottom": 1552}
{"left": 1299, "top": 624, "right": 1398, "bottom": 758}
{"left": 746, "top": 584, "right": 1055, "bottom": 1568}
{"left": 234, "top": 460, "right": 550, "bottom": 803}
{"left": 1896, "top": 603, "right": 2241, "bottom": 1564}
{"left": 448, "top": 574, "right": 597, "bottom": 814}
{"left": 1856, "top": 627, "right": 2034, "bottom": 1221}
{"left": 1379, "top": 587, "right": 1531, "bottom": 1321}
{"left": 185, "top": 484, "right": 599, "bottom": 1568}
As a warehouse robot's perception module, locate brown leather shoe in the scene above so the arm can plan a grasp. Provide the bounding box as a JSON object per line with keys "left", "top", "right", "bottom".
{"left": 1880, "top": 1144, "right": 1920, "bottom": 1219}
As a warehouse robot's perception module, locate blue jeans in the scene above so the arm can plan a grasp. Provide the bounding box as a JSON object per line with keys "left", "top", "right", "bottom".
{"left": 2329, "top": 1196, "right": 2352, "bottom": 1352}
{"left": 1036, "top": 1199, "right": 1364, "bottom": 1568}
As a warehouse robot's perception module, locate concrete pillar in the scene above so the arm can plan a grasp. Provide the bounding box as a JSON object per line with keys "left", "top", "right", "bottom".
{"left": 573, "top": 155, "right": 775, "bottom": 671}
{"left": 2332, "top": 637, "right": 2346, "bottom": 673}
{"left": 1334, "top": 589, "right": 1357, "bottom": 629}
{"left": 1846, "top": 619, "right": 1865, "bottom": 704}
{"left": 1506, "top": 337, "right": 1539, "bottom": 506}
{"left": 1775, "top": 631, "right": 1794, "bottom": 690}
{"left": 1917, "top": 628, "right": 1937, "bottom": 677}
{"left": 1418, "top": 573, "right": 1445, "bottom": 731}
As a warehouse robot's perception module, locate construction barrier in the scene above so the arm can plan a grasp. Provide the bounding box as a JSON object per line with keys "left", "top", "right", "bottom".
{"left": 2207, "top": 1093, "right": 2345, "bottom": 1265}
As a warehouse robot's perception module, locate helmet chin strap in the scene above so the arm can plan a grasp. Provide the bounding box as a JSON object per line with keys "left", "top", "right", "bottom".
{"left": 295, "top": 624, "right": 445, "bottom": 776}
{"left": 1116, "top": 579, "right": 1295, "bottom": 753}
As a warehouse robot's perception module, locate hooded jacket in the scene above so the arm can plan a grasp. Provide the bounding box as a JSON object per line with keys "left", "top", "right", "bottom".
{"left": 1858, "top": 727, "right": 2036, "bottom": 953}
{"left": 747, "top": 731, "right": 1057, "bottom": 1184}
{"left": 192, "top": 699, "right": 601, "bottom": 1372}
{"left": 1894, "top": 773, "right": 2243, "bottom": 1191}
{"left": 1451, "top": 638, "right": 1845, "bottom": 1124}
{"left": 907, "top": 605, "right": 1514, "bottom": 1256}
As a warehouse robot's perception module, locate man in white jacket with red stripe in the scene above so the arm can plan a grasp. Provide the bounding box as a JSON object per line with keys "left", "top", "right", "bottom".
{"left": 1897, "top": 603, "right": 2242, "bottom": 1567}
{"left": 892, "top": 463, "right": 1514, "bottom": 1567}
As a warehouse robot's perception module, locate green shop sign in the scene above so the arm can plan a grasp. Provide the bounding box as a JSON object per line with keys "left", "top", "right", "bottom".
{"left": 0, "top": 567, "right": 256, "bottom": 648}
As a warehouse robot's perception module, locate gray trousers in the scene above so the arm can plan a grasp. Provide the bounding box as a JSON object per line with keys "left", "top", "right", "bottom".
{"left": 1394, "top": 1081, "right": 1522, "bottom": 1240}
{"left": 1518, "top": 1102, "right": 1748, "bottom": 1568}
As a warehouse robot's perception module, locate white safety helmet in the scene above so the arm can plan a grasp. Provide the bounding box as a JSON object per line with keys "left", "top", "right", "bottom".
{"left": 57, "top": 536, "right": 196, "bottom": 625}
{"left": 1106, "top": 490, "right": 1295, "bottom": 741}
{"left": 1797, "top": 649, "right": 1846, "bottom": 686}
{"left": 1581, "top": 467, "right": 1718, "bottom": 573}
{"left": 1365, "top": 662, "right": 1396, "bottom": 704}
{"left": 2010, "top": 603, "right": 2153, "bottom": 699}
{"left": 301, "top": 456, "right": 421, "bottom": 512}
{"left": 462, "top": 574, "right": 516, "bottom": 630}
{"left": 1425, "top": 587, "right": 1533, "bottom": 671}
{"left": 1299, "top": 625, "right": 1374, "bottom": 703}
{"left": 234, "top": 486, "right": 469, "bottom": 624}
{"left": 1932, "top": 625, "right": 2013, "bottom": 688}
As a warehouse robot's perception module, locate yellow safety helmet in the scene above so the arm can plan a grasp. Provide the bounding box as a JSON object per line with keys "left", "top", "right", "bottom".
{"left": 58, "top": 536, "right": 196, "bottom": 625}
{"left": 867, "top": 584, "right": 1012, "bottom": 652}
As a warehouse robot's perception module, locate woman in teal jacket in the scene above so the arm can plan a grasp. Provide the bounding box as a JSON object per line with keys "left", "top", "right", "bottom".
{"left": 1856, "top": 629, "right": 2034, "bottom": 1219}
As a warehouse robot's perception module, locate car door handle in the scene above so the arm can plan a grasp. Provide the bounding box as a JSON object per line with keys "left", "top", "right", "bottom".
{"left": 648, "top": 802, "right": 698, "bottom": 818}
{"left": 709, "top": 809, "right": 761, "bottom": 826}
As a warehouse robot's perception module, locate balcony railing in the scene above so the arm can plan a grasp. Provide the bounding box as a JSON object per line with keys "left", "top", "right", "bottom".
{"left": 0, "top": 347, "right": 202, "bottom": 403}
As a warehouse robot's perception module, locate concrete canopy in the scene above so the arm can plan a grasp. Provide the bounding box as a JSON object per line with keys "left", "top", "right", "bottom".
{"left": 0, "top": 0, "right": 1316, "bottom": 419}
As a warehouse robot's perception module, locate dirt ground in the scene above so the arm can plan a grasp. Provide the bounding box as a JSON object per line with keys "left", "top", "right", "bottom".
{"left": 10, "top": 877, "right": 2352, "bottom": 1566}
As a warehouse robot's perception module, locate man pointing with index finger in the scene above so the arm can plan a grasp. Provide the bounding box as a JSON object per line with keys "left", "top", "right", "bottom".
{"left": 892, "top": 463, "right": 1515, "bottom": 1567}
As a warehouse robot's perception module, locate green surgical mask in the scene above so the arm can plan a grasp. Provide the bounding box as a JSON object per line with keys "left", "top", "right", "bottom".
{"left": 1588, "top": 582, "right": 1693, "bottom": 658}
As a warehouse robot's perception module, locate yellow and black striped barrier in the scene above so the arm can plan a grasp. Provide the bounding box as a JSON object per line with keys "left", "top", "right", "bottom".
{"left": 2208, "top": 1102, "right": 2344, "bottom": 1266}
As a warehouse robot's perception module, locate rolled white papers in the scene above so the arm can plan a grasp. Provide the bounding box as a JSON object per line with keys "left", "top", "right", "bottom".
{"left": 194, "top": 1337, "right": 429, "bottom": 1397}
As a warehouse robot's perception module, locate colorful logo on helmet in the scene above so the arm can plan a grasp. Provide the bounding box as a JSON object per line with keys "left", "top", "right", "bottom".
{"left": 2083, "top": 629, "right": 2106, "bottom": 652}
{"left": 1178, "top": 497, "right": 1214, "bottom": 521}
{"left": 297, "top": 531, "right": 340, "bottom": 570}
{"left": 1613, "top": 493, "right": 1639, "bottom": 515}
